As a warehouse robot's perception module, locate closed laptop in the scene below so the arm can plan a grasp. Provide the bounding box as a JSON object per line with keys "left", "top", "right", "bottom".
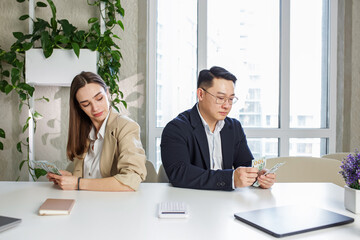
{"left": 234, "top": 205, "right": 354, "bottom": 238}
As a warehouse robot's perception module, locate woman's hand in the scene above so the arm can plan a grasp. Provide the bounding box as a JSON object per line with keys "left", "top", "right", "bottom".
{"left": 47, "top": 171, "right": 78, "bottom": 190}
{"left": 257, "top": 169, "right": 276, "bottom": 189}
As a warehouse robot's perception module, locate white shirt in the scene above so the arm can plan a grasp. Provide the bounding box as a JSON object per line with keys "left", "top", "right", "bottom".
{"left": 196, "top": 104, "right": 224, "bottom": 170}
{"left": 83, "top": 112, "right": 110, "bottom": 179}
{"left": 197, "top": 104, "right": 235, "bottom": 189}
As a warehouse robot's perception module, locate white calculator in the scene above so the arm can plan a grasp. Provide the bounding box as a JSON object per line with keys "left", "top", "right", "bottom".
{"left": 158, "top": 202, "right": 189, "bottom": 219}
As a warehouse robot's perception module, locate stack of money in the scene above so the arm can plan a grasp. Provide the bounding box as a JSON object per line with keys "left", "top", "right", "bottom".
{"left": 31, "top": 160, "right": 62, "bottom": 176}
{"left": 252, "top": 158, "right": 266, "bottom": 187}
{"left": 252, "top": 160, "right": 286, "bottom": 187}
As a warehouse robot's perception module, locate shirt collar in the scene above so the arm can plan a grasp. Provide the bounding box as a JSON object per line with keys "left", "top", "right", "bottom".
{"left": 196, "top": 103, "right": 225, "bottom": 133}
{"left": 88, "top": 110, "right": 110, "bottom": 140}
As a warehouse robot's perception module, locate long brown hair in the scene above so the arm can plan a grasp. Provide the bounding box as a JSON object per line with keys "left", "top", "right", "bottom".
{"left": 67, "top": 71, "right": 108, "bottom": 160}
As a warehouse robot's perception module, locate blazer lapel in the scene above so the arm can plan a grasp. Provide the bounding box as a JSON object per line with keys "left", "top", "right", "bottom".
{"left": 99, "top": 109, "right": 117, "bottom": 177}
{"left": 190, "top": 105, "right": 210, "bottom": 169}
{"left": 221, "top": 122, "right": 233, "bottom": 169}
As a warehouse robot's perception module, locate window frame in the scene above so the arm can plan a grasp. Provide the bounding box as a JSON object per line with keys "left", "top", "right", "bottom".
{"left": 146, "top": 0, "right": 337, "bottom": 168}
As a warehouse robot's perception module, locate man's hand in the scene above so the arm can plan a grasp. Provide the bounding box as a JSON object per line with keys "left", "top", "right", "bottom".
{"left": 234, "top": 167, "right": 259, "bottom": 188}
{"left": 257, "top": 169, "right": 276, "bottom": 189}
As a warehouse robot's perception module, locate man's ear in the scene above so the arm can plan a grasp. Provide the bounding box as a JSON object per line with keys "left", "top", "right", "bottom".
{"left": 197, "top": 88, "right": 204, "bottom": 101}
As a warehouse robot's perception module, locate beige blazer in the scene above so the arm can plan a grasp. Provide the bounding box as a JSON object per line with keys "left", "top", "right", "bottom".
{"left": 72, "top": 108, "right": 147, "bottom": 190}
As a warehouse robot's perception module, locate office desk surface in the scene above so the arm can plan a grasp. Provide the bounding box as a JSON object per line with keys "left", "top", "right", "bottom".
{"left": 0, "top": 182, "right": 357, "bottom": 240}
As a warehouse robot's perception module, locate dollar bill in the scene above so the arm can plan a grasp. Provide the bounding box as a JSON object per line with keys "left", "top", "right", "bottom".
{"left": 251, "top": 157, "right": 266, "bottom": 171}
{"left": 252, "top": 157, "right": 266, "bottom": 187}
{"left": 253, "top": 161, "right": 286, "bottom": 187}
{"left": 31, "top": 160, "right": 62, "bottom": 176}
{"left": 264, "top": 162, "right": 286, "bottom": 175}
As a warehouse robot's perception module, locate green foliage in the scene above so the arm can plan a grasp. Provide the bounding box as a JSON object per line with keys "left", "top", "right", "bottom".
{"left": 0, "top": 0, "right": 126, "bottom": 181}
{"left": 34, "top": 168, "right": 47, "bottom": 178}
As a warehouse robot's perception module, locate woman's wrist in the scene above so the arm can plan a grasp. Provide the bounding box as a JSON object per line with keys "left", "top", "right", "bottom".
{"left": 77, "top": 177, "right": 82, "bottom": 190}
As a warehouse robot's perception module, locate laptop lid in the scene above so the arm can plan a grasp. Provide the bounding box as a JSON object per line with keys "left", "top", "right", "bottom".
{"left": 234, "top": 205, "right": 354, "bottom": 238}
{"left": 0, "top": 216, "right": 21, "bottom": 233}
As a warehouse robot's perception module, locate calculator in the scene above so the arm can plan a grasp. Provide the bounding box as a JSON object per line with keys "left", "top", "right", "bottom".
{"left": 158, "top": 202, "right": 189, "bottom": 219}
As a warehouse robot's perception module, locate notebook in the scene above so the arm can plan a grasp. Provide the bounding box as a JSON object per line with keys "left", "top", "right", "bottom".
{"left": 39, "top": 198, "right": 75, "bottom": 216}
{"left": 0, "top": 216, "right": 21, "bottom": 233}
{"left": 234, "top": 205, "right": 354, "bottom": 238}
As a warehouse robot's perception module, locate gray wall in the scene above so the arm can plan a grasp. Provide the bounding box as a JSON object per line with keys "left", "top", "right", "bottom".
{"left": 337, "top": 0, "right": 360, "bottom": 152}
{"left": 0, "top": 0, "right": 146, "bottom": 180}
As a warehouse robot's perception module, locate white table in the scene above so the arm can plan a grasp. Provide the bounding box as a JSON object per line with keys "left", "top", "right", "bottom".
{"left": 0, "top": 182, "right": 358, "bottom": 240}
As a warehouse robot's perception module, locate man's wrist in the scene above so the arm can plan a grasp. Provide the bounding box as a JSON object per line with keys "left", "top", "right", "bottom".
{"left": 232, "top": 170, "right": 236, "bottom": 189}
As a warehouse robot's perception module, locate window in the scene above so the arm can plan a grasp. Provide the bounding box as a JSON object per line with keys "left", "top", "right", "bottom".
{"left": 148, "top": 0, "right": 337, "bottom": 169}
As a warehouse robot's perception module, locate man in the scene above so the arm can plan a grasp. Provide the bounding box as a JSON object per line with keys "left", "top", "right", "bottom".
{"left": 161, "top": 66, "right": 276, "bottom": 190}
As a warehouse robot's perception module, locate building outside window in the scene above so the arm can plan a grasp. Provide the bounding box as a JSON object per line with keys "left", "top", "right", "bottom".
{"left": 147, "top": 0, "right": 337, "bottom": 170}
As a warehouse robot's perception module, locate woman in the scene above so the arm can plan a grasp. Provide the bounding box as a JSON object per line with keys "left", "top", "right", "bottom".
{"left": 47, "top": 72, "right": 147, "bottom": 191}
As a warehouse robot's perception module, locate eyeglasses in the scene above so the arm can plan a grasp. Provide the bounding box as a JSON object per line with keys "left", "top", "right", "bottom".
{"left": 201, "top": 88, "right": 238, "bottom": 105}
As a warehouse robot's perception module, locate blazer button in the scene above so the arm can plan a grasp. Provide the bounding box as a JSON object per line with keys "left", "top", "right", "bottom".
{"left": 217, "top": 182, "right": 221, "bottom": 186}
{"left": 221, "top": 182, "right": 225, "bottom": 186}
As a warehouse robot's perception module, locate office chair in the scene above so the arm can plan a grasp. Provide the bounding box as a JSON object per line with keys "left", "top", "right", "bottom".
{"left": 144, "top": 160, "right": 157, "bottom": 183}
{"left": 321, "top": 152, "right": 353, "bottom": 162}
{"left": 266, "top": 156, "right": 345, "bottom": 187}
{"left": 157, "top": 164, "right": 169, "bottom": 183}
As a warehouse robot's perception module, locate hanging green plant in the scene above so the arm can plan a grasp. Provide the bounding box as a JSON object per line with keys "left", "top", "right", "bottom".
{"left": 0, "top": 0, "right": 126, "bottom": 180}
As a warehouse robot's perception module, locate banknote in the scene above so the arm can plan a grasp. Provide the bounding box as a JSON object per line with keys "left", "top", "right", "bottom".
{"left": 252, "top": 158, "right": 266, "bottom": 187}
{"left": 31, "top": 160, "right": 62, "bottom": 176}
{"left": 252, "top": 161, "right": 286, "bottom": 187}
{"left": 251, "top": 157, "right": 266, "bottom": 171}
{"left": 264, "top": 162, "right": 286, "bottom": 175}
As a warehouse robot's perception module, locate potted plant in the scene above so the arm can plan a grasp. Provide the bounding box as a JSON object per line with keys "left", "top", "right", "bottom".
{"left": 0, "top": 0, "right": 126, "bottom": 180}
{"left": 339, "top": 151, "right": 360, "bottom": 214}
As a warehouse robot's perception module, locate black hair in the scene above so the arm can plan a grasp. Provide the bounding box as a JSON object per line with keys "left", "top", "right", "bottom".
{"left": 197, "top": 66, "right": 237, "bottom": 88}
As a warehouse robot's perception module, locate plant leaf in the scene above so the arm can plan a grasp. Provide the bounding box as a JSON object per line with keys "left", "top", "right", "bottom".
{"left": 33, "top": 111, "right": 43, "bottom": 120}
{"left": 0, "top": 128, "right": 5, "bottom": 138}
{"left": 86, "top": 41, "right": 97, "bottom": 51}
{"left": 36, "top": 2, "right": 47, "bottom": 7}
{"left": 121, "top": 100, "right": 127, "bottom": 109}
{"left": 117, "top": 20, "right": 124, "bottom": 30}
{"left": 4, "top": 84, "right": 13, "bottom": 95}
{"left": 16, "top": 142, "right": 22, "bottom": 153}
{"left": 19, "top": 160, "right": 26, "bottom": 170}
{"left": 88, "top": 17, "right": 98, "bottom": 24}
{"left": 13, "top": 32, "right": 24, "bottom": 40}
{"left": 11, "top": 68, "right": 20, "bottom": 85}
{"left": 19, "top": 91, "right": 27, "bottom": 101}
{"left": 18, "top": 83, "right": 35, "bottom": 97}
{"left": 34, "top": 168, "right": 47, "bottom": 178}
{"left": 0, "top": 142, "right": 3, "bottom": 150}
{"left": 23, "top": 42, "right": 33, "bottom": 51}
{"left": 2, "top": 70, "right": 10, "bottom": 77}
{"left": 22, "top": 123, "right": 29, "bottom": 133}
{"left": 16, "top": 0, "right": 26, "bottom": 2}
{"left": 19, "top": 102, "right": 23, "bottom": 111}
{"left": 71, "top": 42, "right": 80, "bottom": 58}
{"left": 19, "top": 15, "right": 29, "bottom": 21}
{"left": 0, "top": 80, "right": 8, "bottom": 93}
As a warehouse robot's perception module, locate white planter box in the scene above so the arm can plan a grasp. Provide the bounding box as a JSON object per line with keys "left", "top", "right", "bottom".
{"left": 26, "top": 49, "right": 98, "bottom": 86}
{"left": 344, "top": 185, "right": 360, "bottom": 214}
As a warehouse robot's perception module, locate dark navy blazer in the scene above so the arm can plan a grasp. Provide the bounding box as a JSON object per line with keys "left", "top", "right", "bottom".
{"left": 161, "top": 104, "right": 253, "bottom": 191}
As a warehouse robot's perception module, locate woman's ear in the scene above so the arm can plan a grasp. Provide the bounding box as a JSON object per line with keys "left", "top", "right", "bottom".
{"left": 106, "top": 88, "right": 111, "bottom": 99}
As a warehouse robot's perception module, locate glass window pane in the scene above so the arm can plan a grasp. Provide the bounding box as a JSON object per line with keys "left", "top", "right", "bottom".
{"left": 289, "top": 138, "right": 328, "bottom": 157}
{"left": 207, "top": 0, "right": 280, "bottom": 128}
{"left": 247, "top": 138, "right": 279, "bottom": 159}
{"left": 156, "top": 0, "right": 197, "bottom": 127}
{"left": 290, "top": 0, "right": 328, "bottom": 128}
{"left": 155, "top": 138, "right": 162, "bottom": 171}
